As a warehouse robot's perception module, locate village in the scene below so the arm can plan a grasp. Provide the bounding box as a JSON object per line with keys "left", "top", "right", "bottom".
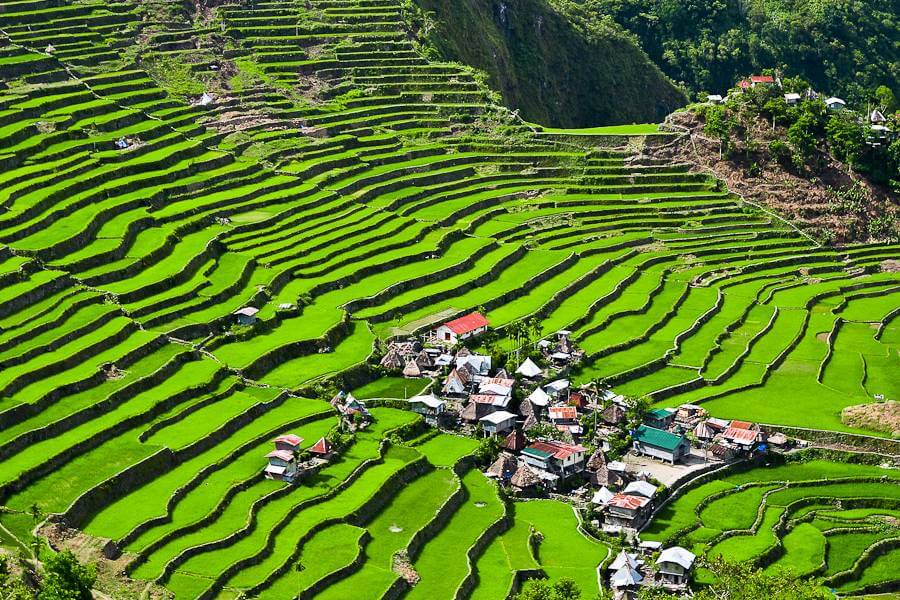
{"left": 261, "top": 311, "right": 795, "bottom": 597}
{"left": 706, "top": 74, "right": 895, "bottom": 146}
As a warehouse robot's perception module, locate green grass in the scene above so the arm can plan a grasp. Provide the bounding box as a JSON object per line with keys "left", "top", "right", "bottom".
{"left": 412, "top": 434, "right": 480, "bottom": 467}
{"left": 514, "top": 500, "right": 609, "bottom": 596}
{"left": 406, "top": 470, "right": 505, "bottom": 599}
{"left": 469, "top": 516, "right": 539, "bottom": 600}
{"left": 351, "top": 376, "right": 429, "bottom": 400}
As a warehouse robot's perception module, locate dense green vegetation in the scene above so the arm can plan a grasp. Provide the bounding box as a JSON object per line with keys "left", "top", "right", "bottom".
{"left": 590, "top": 0, "right": 899, "bottom": 103}
{"left": 408, "top": 0, "right": 686, "bottom": 126}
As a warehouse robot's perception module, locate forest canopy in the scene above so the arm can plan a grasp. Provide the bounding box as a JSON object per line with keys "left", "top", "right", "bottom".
{"left": 587, "top": 0, "right": 899, "bottom": 102}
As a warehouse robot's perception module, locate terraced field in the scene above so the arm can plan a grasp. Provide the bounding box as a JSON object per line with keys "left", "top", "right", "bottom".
{"left": 0, "top": 0, "right": 897, "bottom": 597}
{"left": 642, "top": 454, "right": 900, "bottom": 596}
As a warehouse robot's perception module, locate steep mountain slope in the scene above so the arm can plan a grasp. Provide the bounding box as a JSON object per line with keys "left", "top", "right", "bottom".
{"left": 408, "top": 0, "right": 687, "bottom": 127}
{"left": 590, "top": 0, "right": 899, "bottom": 102}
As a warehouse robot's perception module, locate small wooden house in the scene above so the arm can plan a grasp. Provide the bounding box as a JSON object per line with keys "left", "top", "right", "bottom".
{"left": 265, "top": 449, "right": 298, "bottom": 482}
{"left": 233, "top": 306, "right": 259, "bottom": 326}
{"left": 605, "top": 493, "right": 651, "bottom": 529}
{"left": 655, "top": 547, "right": 696, "bottom": 587}
{"left": 480, "top": 410, "right": 517, "bottom": 436}
{"left": 644, "top": 408, "right": 675, "bottom": 430}
{"left": 408, "top": 394, "right": 445, "bottom": 425}
{"left": 308, "top": 437, "right": 335, "bottom": 460}
{"left": 273, "top": 434, "right": 303, "bottom": 454}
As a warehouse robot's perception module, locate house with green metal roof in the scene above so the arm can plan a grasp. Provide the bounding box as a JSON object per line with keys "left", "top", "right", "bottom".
{"left": 644, "top": 407, "right": 675, "bottom": 430}
{"left": 632, "top": 425, "right": 690, "bottom": 464}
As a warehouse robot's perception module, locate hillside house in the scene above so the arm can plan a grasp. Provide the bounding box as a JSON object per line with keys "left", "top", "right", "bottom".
{"left": 461, "top": 394, "right": 506, "bottom": 423}
{"left": 408, "top": 394, "right": 446, "bottom": 425}
{"left": 633, "top": 425, "right": 691, "bottom": 464}
{"left": 586, "top": 449, "right": 627, "bottom": 488}
{"left": 486, "top": 452, "right": 518, "bottom": 483}
{"left": 478, "top": 378, "right": 514, "bottom": 402}
{"left": 548, "top": 405, "right": 581, "bottom": 434}
{"left": 233, "top": 306, "right": 259, "bottom": 325}
{"left": 402, "top": 359, "right": 422, "bottom": 378}
{"left": 443, "top": 366, "right": 473, "bottom": 396}
{"left": 544, "top": 379, "right": 569, "bottom": 399}
{"left": 624, "top": 480, "right": 658, "bottom": 500}
{"left": 274, "top": 434, "right": 303, "bottom": 453}
{"left": 707, "top": 94, "right": 723, "bottom": 104}
{"left": 605, "top": 493, "right": 652, "bottom": 529}
{"left": 522, "top": 441, "right": 587, "bottom": 480}
{"left": 510, "top": 463, "right": 543, "bottom": 494}
{"left": 644, "top": 408, "right": 675, "bottom": 430}
{"left": 265, "top": 448, "right": 298, "bottom": 483}
{"left": 592, "top": 486, "right": 614, "bottom": 506}
{"left": 455, "top": 354, "right": 492, "bottom": 376}
{"left": 610, "top": 565, "right": 643, "bottom": 591}
{"left": 480, "top": 410, "right": 517, "bottom": 436}
{"left": 601, "top": 403, "right": 626, "bottom": 425}
{"left": 655, "top": 547, "right": 696, "bottom": 587}
{"left": 309, "top": 437, "right": 335, "bottom": 460}
{"left": 527, "top": 386, "right": 551, "bottom": 408}
{"left": 502, "top": 429, "right": 528, "bottom": 452}
{"left": 784, "top": 92, "right": 801, "bottom": 104}
{"left": 826, "top": 97, "right": 846, "bottom": 110}
{"left": 433, "top": 312, "right": 489, "bottom": 344}
{"left": 723, "top": 425, "right": 761, "bottom": 450}
{"left": 748, "top": 75, "right": 776, "bottom": 87}
{"left": 516, "top": 357, "right": 542, "bottom": 379}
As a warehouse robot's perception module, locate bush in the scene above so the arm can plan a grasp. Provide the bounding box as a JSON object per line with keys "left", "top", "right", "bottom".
{"left": 768, "top": 140, "right": 791, "bottom": 166}
{"left": 38, "top": 552, "right": 95, "bottom": 600}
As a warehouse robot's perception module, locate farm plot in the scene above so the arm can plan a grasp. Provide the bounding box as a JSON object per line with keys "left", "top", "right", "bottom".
{"left": 642, "top": 454, "right": 900, "bottom": 591}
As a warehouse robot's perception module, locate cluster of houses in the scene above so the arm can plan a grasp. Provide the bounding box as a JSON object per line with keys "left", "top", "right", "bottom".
{"left": 606, "top": 546, "right": 697, "bottom": 598}
{"left": 263, "top": 433, "right": 336, "bottom": 483}
{"left": 370, "top": 309, "right": 793, "bottom": 592}
{"left": 707, "top": 74, "right": 895, "bottom": 146}
{"left": 261, "top": 394, "right": 378, "bottom": 484}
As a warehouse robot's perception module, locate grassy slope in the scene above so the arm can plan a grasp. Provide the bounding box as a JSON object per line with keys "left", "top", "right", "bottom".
{"left": 411, "top": 0, "right": 686, "bottom": 127}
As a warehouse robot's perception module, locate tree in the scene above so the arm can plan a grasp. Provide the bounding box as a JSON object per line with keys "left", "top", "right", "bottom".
{"left": 825, "top": 115, "right": 866, "bottom": 170}
{"left": 874, "top": 85, "right": 898, "bottom": 113}
{"left": 38, "top": 551, "right": 96, "bottom": 600}
{"left": 473, "top": 435, "right": 501, "bottom": 466}
{"left": 702, "top": 104, "right": 735, "bottom": 158}
{"left": 515, "top": 577, "right": 582, "bottom": 600}
{"left": 526, "top": 421, "right": 567, "bottom": 442}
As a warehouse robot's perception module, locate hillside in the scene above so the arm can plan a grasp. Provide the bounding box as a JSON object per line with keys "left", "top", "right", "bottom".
{"left": 407, "top": 0, "right": 687, "bottom": 127}
{"left": 0, "top": 0, "right": 897, "bottom": 598}
{"left": 591, "top": 0, "right": 899, "bottom": 103}
{"left": 647, "top": 85, "right": 899, "bottom": 245}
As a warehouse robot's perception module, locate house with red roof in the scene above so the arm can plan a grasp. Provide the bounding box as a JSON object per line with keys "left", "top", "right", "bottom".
{"left": 432, "top": 311, "right": 489, "bottom": 345}
{"left": 604, "top": 493, "right": 652, "bottom": 529}
{"left": 548, "top": 405, "right": 582, "bottom": 434}
{"left": 723, "top": 425, "right": 760, "bottom": 449}
{"left": 309, "top": 437, "right": 335, "bottom": 460}
{"left": 273, "top": 434, "right": 303, "bottom": 453}
{"left": 750, "top": 74, "right": 775, "bottom": 86}
{"left": 522, "top": 440, "right": 587, "bottom": 480}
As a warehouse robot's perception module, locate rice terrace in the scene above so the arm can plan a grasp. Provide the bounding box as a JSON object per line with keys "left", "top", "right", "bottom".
{"left": 0, "top": 0, "right": 897, "bottom": 598}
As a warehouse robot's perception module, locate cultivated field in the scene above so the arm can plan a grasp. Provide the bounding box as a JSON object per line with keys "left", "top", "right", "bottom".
{"left": 0, "top": 0, "right": 897, "bottom": 597}
{"left": 642, "top": 453, "right": 900, "bottom": 596}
